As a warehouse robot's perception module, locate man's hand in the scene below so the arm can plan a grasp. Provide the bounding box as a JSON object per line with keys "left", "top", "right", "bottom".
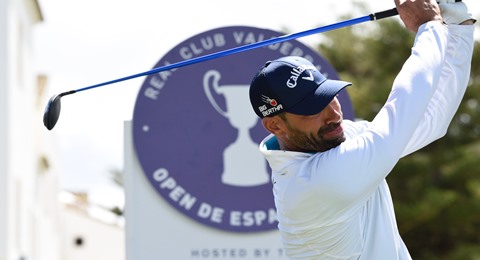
{"left": 395, "top": 0, "right": 443, "bottom": 32}
{"left": 437, "top": 0, "right": 476, "bottom": 25}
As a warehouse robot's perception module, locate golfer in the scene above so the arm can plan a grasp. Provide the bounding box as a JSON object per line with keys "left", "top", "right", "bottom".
{"left": 248, "top": 0, "right": 475, "bottom": 259}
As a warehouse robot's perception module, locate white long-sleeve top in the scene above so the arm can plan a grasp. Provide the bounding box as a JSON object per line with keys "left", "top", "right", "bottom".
{"left": 260, "top": 21, "right": 475, "bottom": 259}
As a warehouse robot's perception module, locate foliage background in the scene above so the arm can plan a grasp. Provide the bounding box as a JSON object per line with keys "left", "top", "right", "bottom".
{"left": 315, "top": 7, "right": 480, "bottom": 259}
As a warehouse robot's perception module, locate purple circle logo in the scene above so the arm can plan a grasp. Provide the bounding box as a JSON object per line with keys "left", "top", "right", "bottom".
{"left": 132, "top": 26, "right": 354, "bottom": 232}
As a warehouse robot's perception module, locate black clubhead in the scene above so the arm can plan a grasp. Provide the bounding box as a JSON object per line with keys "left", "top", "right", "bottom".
{"left": 43, "top": 94, "right": 62, "bottom": 130}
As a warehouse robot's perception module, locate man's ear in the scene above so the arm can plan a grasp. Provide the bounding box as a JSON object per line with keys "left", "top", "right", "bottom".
{"left": 262, "top": 116, "right": 286, "bottom": 135}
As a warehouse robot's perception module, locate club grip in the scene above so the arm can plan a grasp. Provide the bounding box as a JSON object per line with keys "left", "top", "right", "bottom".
{"left": 370, "top": 8, "right": 399, "bottom": 21}
{"left": 370, "top": 0, "right": 461, "bottom": 21}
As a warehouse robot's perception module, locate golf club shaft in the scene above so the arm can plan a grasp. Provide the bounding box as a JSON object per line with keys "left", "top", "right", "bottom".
{"left": 63, "top": 8, "right": 399, "bottom": 96}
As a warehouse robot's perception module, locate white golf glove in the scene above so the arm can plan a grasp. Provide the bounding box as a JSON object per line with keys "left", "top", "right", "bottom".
{"left": 437, "top": 0, "right": 476, "bottom": 25}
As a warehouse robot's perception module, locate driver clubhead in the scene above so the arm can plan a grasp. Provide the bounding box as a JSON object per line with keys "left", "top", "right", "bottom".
{"left": 43, "top": 94, "right": 62, "bottom": 130}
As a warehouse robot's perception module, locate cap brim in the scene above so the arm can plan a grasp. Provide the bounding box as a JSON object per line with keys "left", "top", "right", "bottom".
{"left": 287, "top": 79, "right": 352, "bottom": 116}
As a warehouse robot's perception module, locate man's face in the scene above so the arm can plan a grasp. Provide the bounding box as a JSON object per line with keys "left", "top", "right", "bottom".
{"left": 277, "top": 97, "right": 346, "bottom": 153}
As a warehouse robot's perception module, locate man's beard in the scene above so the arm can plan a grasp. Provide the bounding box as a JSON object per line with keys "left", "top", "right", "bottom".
{"left": 286, "top": 122, "right": 346, "bottom": 153}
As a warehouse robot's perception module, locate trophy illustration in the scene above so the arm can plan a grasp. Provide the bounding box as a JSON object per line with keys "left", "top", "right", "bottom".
{"left": 203, "top": 70, "right": 269, "bottom": 187}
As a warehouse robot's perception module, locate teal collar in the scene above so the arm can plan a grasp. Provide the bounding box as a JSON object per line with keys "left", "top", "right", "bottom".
{"left": 265, "top": 136, "right": 280, "bottom": 151}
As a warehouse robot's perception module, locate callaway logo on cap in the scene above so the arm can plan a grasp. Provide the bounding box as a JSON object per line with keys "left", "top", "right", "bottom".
{"left": 249, "top": 56, "right": 352, "bottom": 118}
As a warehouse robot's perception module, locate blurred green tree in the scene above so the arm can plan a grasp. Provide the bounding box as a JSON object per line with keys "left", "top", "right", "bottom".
{"left": 316, "top": 11, "right": 480, "bottom": 260}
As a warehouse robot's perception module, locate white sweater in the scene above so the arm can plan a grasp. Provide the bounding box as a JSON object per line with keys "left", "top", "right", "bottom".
{"left": 260, "top": 21, "right": 475, "bottom": 259}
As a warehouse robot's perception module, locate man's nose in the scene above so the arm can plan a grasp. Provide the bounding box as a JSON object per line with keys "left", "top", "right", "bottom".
{"left": 323, "top": 102, "right": 342, "bottom": 124}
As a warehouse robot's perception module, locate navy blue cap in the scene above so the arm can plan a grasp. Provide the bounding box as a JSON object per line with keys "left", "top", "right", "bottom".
{"left": 249, "top": 56, "right": 352, "bottom": 118}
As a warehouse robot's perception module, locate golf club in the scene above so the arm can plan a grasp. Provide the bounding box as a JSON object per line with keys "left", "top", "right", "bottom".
{"left": 43, "top": 7, "right": 399, "bottom": 130}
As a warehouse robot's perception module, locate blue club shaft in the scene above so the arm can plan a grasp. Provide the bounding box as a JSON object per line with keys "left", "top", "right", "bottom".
{"left": 68, "top": 8, "right": 398, "bottom": 95}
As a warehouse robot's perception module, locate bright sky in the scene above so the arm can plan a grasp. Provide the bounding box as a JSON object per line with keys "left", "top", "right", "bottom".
{"left": 34, "top": 0, "right": 480, "bottom": 209}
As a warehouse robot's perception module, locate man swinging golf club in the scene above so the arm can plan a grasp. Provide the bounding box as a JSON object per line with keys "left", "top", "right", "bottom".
{"left": 249, "top": 0, "right": 476, "bottom": 259}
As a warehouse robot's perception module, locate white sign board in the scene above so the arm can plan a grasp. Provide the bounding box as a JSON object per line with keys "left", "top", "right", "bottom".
{"left": 124, "top": 25, "right": 352, "bottom": 260}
